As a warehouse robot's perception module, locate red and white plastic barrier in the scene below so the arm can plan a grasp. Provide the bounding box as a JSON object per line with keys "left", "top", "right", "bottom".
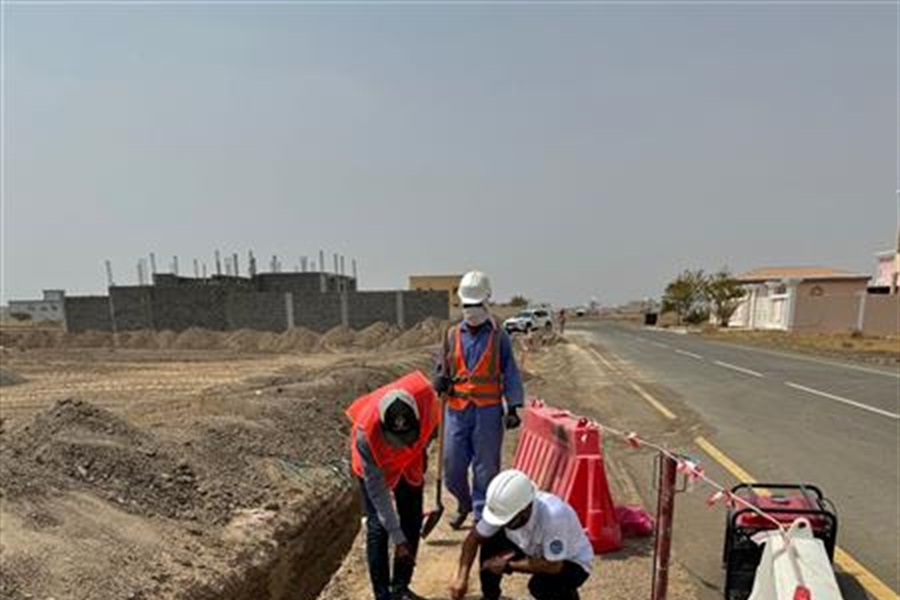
{"left": 512, "top": 399, "right": 622, "bottom": 553}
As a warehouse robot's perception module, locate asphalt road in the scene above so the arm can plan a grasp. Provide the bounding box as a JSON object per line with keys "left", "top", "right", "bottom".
{"left": 572, "top": 321, "right": 899, "bottom": 599}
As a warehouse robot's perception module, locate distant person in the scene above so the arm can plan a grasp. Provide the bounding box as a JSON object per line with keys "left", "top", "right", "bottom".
{"left": 433, "top": 270, "right": 525, "bottom": 530}
{"left": 346, "top": 373, "right": 441, "bottom": 600}
{"left": 449, "top": 469, "right": 593, "bottom": 600}
{"left": 558, "top": 309, "right": 567, "bottom": 335}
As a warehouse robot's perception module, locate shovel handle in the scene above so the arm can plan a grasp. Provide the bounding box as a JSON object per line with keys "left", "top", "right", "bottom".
{"left": 433, "top": 393, "right": 447, "bottom": 506}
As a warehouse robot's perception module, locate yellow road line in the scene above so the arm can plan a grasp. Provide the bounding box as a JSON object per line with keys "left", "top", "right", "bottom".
{"left": 627, "top": 381, "right": 677, "bottom": 421}
{"left": 586, "top": 346, "right": 676, "bottom": 421}
{"left": 833, "top": 548, "right": 899, "bottom": 600}
{"left": 588, "top": 347, "right": 620, "bottom": 373}
{"left": 695, "top": 436, "right": 757, "bottom": 483}
{"left": 695, "top": 436, "right": 898, "bottom": 600}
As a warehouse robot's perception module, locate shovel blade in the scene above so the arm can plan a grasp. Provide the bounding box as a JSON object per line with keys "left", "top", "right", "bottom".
{"left": 421, "top": 506, "right": 444, "bottom": 539}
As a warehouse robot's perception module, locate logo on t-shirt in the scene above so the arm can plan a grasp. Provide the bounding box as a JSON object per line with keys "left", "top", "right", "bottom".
{"left": 549, "top": 539, "right": 564, "bottom": 555}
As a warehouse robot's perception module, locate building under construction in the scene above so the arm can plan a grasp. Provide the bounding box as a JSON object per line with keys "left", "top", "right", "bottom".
{"left": 64, "top": 270, "right": 448, "bottom": 334}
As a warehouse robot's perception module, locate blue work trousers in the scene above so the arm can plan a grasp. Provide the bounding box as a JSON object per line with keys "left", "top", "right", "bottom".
{"left": 443, "top": 403, "right": 504, "bottom": 521}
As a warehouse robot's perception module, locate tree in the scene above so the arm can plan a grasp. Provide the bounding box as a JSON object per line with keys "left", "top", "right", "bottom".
{"left": 705, "top": 269, "right": 745, "bottom": 327}
{"left": 509, "top": 295, "right": 529, "bottom": 307}
{"left": 661, "top": 269, "right": 708, "bottom": 325}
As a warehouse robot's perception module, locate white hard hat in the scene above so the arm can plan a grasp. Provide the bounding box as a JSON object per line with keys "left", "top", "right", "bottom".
{"left": 458, "top": 270, "right": 492, "bottom": 305}
{"left": 377, "top": 389, "right": 420, "bottom": 448}
{"left": 482, "top": 469, "right": 536, "bottom": 527}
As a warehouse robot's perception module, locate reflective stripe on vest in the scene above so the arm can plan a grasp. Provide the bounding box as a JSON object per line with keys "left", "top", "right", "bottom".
{"left": 447, "top": 321, "right": 503, "bottom": 410}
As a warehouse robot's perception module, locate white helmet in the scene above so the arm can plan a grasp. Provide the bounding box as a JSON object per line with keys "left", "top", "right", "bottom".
{"left": 458, "top": 270, "right": 492, "bottom": 305}
{"left": 482, "top": 469, "right": 536, "bottom": 527}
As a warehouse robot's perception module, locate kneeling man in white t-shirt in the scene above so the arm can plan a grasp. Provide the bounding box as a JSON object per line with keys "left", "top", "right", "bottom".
{"left": 449, "top": 469, "right": 593, "bottom": 600}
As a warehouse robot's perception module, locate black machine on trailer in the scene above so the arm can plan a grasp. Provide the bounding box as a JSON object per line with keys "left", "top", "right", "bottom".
{"left": 722, "top": 483, "right": 838, "bottom": 600}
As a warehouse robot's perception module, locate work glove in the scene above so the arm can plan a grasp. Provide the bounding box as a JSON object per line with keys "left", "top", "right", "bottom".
{"left": 504, "top": 407, "right": 521, "bottom": 430}
{"left": 432, "top": 374, "right": 451, "bottom": 395}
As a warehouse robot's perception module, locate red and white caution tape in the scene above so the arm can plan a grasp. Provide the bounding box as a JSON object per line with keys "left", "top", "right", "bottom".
{"left": 597, "top": 421, "right": 789, "bottom": 534}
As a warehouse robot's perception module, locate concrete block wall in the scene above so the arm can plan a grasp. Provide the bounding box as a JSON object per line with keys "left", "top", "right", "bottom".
{"left": 402, "top": 290, "right": 450, "bottom": 326}
{"left": 292, "top": 291, "right": 344, "bottom": 332}
{"left": 63, "top": 296, "right": 113, "bottom": 332}
{"left": 152, "top": 286, "right": 229, "bottom": 331}
{"left": 109, "top": 287, "right": 154, "bottom": 331}
{"left": 348, "top": 291, "right": 398, "bottom": 329}
{"left": 226, "top": 291, "right": 287, "bottom": 331}
{"left": 63, "top": 283, "right": 447, "bottom": 334}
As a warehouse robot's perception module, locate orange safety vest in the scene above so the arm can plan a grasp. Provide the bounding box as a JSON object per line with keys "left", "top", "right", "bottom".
{"left": 346, "top": 370, "right": 440, "bottom": 489}
{"left": 446, "top": 320, "right": 503, "bottom": 411}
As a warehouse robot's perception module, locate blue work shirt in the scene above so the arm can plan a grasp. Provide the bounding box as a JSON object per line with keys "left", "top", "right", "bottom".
{"left": 449, "top": 320, "right": 525, "bottom": 408}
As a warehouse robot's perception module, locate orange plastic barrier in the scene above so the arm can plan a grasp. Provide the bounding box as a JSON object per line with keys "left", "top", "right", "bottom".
{"left": 513, "top": 399, "right": 622, "bottom": 553}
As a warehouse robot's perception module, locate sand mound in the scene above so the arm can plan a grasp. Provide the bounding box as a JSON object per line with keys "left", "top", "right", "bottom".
{"left": 155, "top": 330, "right": 178, "bottom": 349}
{"left": 0, "top": 399, "right": 200, "bottom": 519}
{"left": 354, "top": 322, "right": 401, "bottom": 349}
{"left": 388, "top": 317, "right": 449, "bottom": 350}
{"left": 0, "top": 369, "right": 26, "bottom": 386}
{"left": 224, "top": 329, "right": 264, "bottom": 352}
{"left": 117, "top": 330, "right": 159, "bottom": 349}
{"left": 321, "top": 325, "right": 356, "bottom": 348}
{"left": 273, "top": 327, "right": 322, "bottom": 353}
{"left": 14, "top": 330, "right": 63, "bottom": 349}
{"left": 172, "top": 327, "right": 224, "bottom": 350}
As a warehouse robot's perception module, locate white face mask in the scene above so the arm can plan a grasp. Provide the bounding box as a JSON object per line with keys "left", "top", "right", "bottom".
{"left": 463, "top": 305, "right": 490, "bottom": 327}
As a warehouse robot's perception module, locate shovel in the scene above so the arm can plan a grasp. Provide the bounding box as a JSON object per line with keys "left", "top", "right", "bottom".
{"left": 421, "top": 393, "right": 447, "bottom": 539}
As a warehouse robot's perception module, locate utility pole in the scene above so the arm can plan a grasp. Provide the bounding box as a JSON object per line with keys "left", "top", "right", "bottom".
{"left": 233, "top": 253, "right": 239, "bottom": 277}
{"left": 149, "top": 252, "right": 157, "bottom": 275}
{"left": 172, "top": 255, "right": 179, "bottom": 275}
{"left": 333, "top": 253, "right": 339, "bottom": 274}
{"left": 215, "top": 250, "right": 222, "bottom": 276}
{"left": 340, "top": 255, "right": 345, "bottom": 276}
{"left": 651, "top": 454, "right": 678, "bottom": 600}
{"left": 105, "top": 260, "right": 115, "bottom": 287}
{"left": 193, "top": 259, "right": 200, "bottom": 278}
{"left": 352, "top": 259, "right": 358, "bottom": 281}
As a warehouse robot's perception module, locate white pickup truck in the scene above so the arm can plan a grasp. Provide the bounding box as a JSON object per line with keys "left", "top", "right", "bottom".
{"left": 503, "top": 308, "right": 553, "bottom": 333}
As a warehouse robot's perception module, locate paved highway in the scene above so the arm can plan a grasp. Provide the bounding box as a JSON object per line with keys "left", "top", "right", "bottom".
{"left": 572, "top": 321, "right": 899, "bottom": 598}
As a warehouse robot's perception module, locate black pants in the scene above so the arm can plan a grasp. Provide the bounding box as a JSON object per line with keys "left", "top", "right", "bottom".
{"left": 480, "top": 531, "right": 590, "bottom": 600}
{"left": 359, "top": 478, "right": 424, "bottom": 600}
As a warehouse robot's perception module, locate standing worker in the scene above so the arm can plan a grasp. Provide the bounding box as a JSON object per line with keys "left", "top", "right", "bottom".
{"left": 558, "top": 308, "right": 567, "bottom": 335}
{"left": 346, "top": 372, "right": 441, "bottom": 600}
{"left": 449, "top": 469, "right": 593, "bottom": 600}
{"left": 433, "top": 270, "right": 525, "bottom": 530}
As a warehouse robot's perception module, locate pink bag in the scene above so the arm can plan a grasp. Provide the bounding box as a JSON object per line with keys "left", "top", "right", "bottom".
{"left": 616, "top": 505, "right": 654, "bottom": 537}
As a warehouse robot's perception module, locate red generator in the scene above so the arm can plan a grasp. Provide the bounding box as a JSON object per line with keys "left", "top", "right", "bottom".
{"left": 722, "top": 483, "right": 838, "bottom": 600}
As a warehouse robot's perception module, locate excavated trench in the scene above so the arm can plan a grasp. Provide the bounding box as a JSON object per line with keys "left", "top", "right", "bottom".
{"left": 181, "top": 472, "right": 360, "bottom": 600}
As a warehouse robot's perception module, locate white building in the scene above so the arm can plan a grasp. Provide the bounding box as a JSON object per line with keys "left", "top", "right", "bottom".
{"left": 8, "top": 290, "right": 66, "bottom": 322}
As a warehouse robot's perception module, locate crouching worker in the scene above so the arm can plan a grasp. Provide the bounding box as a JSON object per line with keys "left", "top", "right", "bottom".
{"left": 346, "top": 371, "right": 441, "bottom": 600}
{"left": 449, "top": 469, "right": 592, "bottom": 600}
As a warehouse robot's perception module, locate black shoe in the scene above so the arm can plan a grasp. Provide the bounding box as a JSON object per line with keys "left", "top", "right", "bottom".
{"left": 391, "top": 587, "right": 426, "bottom": 600}
{"left": 449, "top": 510, "right": 470, "bottom": 530}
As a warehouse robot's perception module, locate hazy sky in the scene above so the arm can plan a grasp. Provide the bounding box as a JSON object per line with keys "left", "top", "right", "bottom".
{"left": 2, "top": 2, "right": 897, "bottom": 306}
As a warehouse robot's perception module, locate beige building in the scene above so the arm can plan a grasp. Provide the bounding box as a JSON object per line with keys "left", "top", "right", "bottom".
{"left": 409, "top": 274, "right": 463, "bottom": 310}
{"left": 729, "top": 266, "right": 898, "bottom": 336}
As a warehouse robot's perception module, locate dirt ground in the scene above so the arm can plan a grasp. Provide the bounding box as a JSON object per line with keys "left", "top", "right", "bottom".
{"left": 0, "top": 322, "right": 442, "bottom": 600}
{"left": 318, "top": 336, "right": 701, "bottom": 600}
{"left": 700, "top": 327, "right": 899, "bottom": 365}
{"left": 1, "top": 323, "right": 702, "bottom": 600}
